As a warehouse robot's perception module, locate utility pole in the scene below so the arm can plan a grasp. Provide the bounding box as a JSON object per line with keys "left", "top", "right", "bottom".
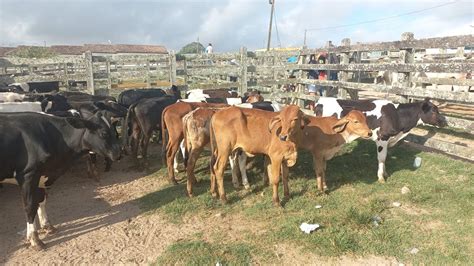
{"left": 266, "top": 0, "right": 275, "bottom": 51}
{"left": 303, "top": 29, "right": 307, "bottom": 48}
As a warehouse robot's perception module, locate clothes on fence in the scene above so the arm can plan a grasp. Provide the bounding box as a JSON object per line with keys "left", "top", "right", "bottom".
{"left": 205, "top": 43, "right": 213, "bottom": 54}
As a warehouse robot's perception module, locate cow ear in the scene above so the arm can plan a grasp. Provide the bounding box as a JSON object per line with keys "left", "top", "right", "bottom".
{"left": 94, "top": 101, "right": 107, "bottom": 110}
{"left": 421, "top": 101, "right": 431, "bottom": 113}
{"left": 332, "top": 118, "right": 349, "bottom": 133}
{"left": 268, "top": 116, "right": 281, "bottom": 133}
{"left": 300, "top": 115, "right": 311, "bottom": 129}
{"left": 66, "top": 117, "right": 99, "bottom": 130}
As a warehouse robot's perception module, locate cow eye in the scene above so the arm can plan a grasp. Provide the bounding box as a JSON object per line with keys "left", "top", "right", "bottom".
{"left": 353, "top": 120, "right": 359, "bottom": 124}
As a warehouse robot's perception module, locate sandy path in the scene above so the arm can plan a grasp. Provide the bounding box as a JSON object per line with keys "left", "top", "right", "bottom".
{"left": 0, "top": 150, "right": 398, "bottom": 265}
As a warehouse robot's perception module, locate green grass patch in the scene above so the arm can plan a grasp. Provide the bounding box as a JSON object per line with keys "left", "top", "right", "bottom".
{"left": 140, "top": 140, "right": 474, "bottom": 264}
{"left": 155, "top": 240, "right": 252, "bottom": 265}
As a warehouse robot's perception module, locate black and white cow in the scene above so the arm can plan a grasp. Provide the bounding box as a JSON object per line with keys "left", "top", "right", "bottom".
{"left": 0, "top": 112, "right": 121, "bottom": 250}
{"left": 315, "top": 97, "right": 447, "bottom": 182}
{"left": 117, "top": 88, "right": 168, "bottom": 108}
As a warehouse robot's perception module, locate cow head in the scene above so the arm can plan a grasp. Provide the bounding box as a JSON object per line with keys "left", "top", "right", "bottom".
{"left": 67, "top": 112, "right": 121, "bottom": 161}
{"left": 269, "top": 105, "right": 309, "bottom": 142}
{"left": 41, "top": 94, "right": 71, "bottom": 112}
{"left": 419, "top": 98, "right": 447, "bottom": 127}
{"left": 168, "top": 85, "right": 182, "bottom": 99}
{"left": 245, "top": 91, "right": 264, "bottom": 103}
{"left": 333, "top": 110, "right": 372, "bottom": 141}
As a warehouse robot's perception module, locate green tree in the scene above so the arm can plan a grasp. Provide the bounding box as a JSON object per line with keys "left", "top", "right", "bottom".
{"left": 178, "top": 42, "right": 204, "bottom": 54}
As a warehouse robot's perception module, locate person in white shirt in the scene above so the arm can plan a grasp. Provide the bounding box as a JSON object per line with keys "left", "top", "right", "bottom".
{"left": 205, "top": 43, "right": 213, "bottom": 54}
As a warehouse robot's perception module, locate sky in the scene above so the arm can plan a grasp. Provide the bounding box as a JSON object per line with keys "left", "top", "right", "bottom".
{"left": 0, "top": 0, "right": 472, "bottom": 52}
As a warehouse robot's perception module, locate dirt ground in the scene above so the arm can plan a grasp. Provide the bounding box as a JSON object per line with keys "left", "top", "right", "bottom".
{"left": 0, "top": 148, "right": 398, "bottom": 265}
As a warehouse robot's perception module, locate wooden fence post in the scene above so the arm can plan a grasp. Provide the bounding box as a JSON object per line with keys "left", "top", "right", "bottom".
{"left": 63, "top": 63, "right": 69, "bottom": 91}
{"left": 399, "top": 32, "right": 415, "bottom": 103}
{"left": 105, "top": 59, "right": 111, "bottom": 93}
{"left": 169, "top": 50, "right": 177, "bottom": 85}
{"left": 240, "top": 46, "right": 248, "bottom": 95}
{"left": 84, "top": 51, "right": 95, "bottom": 95}
{"left": 146, "top": 60, "right": 152, "bottom": 88}
{"left": 337, "top": 38, "right": 351, "bottom": 99}
{"left": 183, "top": 59, "right": 188, "bottom": 87}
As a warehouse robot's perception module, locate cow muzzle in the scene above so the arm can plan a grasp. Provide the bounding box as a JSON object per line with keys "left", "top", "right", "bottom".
{"left": 279, "top": 135, "right": 288, "bottom": 141}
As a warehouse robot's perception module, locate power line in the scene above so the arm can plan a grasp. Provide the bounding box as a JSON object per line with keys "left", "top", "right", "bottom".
{"left": 306, "top": 1, "right": 458, "bottom": 32}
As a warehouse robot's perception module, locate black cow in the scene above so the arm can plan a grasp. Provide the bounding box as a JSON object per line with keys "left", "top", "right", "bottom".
{"left": 314, "top": 97, "right": 447, "bottom": 182}
{"left": 117, "top": 88, "right": 168, "bottom": 108}
{"left": 123, "top": 89, "right": 181, "bottom": 168}
{"left": 0, "top": 112, "right": 120, "bottom": 250}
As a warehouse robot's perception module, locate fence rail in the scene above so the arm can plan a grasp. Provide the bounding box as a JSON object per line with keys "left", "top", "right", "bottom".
{"left": 1, "top": 33, "right": 472, "bottom": 159}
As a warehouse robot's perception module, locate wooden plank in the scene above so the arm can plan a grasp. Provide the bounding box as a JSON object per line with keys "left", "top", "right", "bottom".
{"left": 277, "top": 62, "right": 474, "bottom": 73}
{"left": 301, "top": 35, "right": 474, "bottom": 53}
{"left": 412, "top": 77, "right": 474, "bottom": 86}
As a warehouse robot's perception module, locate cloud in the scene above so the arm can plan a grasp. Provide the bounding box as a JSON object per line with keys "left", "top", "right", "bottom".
{"left": 0, "top": 0, "right": 471, "bottom": 51}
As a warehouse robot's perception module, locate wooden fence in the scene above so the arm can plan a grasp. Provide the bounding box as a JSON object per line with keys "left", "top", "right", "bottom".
{"left": 1, "top": 33, "right": 472, "bottom": 159}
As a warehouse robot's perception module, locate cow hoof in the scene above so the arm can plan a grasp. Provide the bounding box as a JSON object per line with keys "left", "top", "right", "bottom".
{"left": 244, "top": 184, "right": 251, "bottom": 190}
{"left": 378, "top": 177, "right": 386, "bottom": 183}
{"left": 42, "top": 225, "right": 57, "bottom": 235}
{"left": 273, "top": 201, "right": 283, "bottom": 208}
{"left": 29, "top": 232, "right": 46, "bottom": 250}
{"left": 188, "top": 193, "right": 194, "bottom": 198}
{"left": 211, "top": 192, "right": 218, "bottom": 199}
{"left": 170, "top": 179, "right": 178, "bottom": 185}
{"left": 220, "top": 196, "right": 228, "bottom": 204}
{"left": 232, "top": 183, "right": 240, "bottom": 189}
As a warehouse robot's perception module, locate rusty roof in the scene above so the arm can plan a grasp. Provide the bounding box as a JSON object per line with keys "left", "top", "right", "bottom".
{"left": 0, "top": 44, "right": 168, "bottom": 57}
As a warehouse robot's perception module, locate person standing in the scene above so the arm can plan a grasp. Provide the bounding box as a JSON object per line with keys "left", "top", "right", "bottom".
{"left": 205, "top": 43, "right": 213, "bottom": 54}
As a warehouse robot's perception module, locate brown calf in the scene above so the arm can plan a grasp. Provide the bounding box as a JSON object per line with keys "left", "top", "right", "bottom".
{"left": 162, "top": 101, "right": 227, "bottom": 184}
{"left": 297, "top": 110, "right": 372, "bottom": 191}
{"left": 209, "top": 105, "right": 307, "bottom": 206}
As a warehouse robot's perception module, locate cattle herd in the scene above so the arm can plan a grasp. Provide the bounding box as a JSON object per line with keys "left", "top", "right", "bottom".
{"left": 0, "top": 84, "right": 447, "bottom": 250}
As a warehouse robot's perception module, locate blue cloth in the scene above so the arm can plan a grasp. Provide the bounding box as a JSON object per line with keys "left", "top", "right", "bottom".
{"left": 287, "top": 56, "right": 298, "bottom": 63}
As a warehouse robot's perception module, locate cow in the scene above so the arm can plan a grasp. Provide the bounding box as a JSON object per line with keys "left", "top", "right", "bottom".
{"left": 0, "top": 102, "right": 45, "bottom": 113}
{"left": 123, "top": 88, "right": 181, "bottom": 168}
{"left": 0, "top": 112, "right": 121, "bottom": 250}
{"left": 182, "top": 101, "right": 281, "bottom": 196}
{"left": 162, "top": 102, "right": 230, "bottom": 184}
{"left": 117, "top": 88, "right": 168, "bottom": 108}
{"left": 184, "top": 89, "right": 262, "bottom": 104}
{"left": 297, "top": 110, "right": 372, "bottom": 191}
{"left": 162, "top": 95, "right": 268, "bottom": 185}
{"left": 209, "top": 105, "right": 308, "bottom": 206}
{"left": 314, "top": 97, "right": 447, "bottom": 182}
{"left": 0, "top": 92, "right": 25, "bottom": 102}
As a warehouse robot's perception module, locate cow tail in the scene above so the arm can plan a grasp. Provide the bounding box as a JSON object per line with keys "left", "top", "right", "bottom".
{"left": 161, "top": 109, "right": 168, "bottom": 166}
{"left": 209, "top": 117, "right": 217, "bottom": 177}
{"left": 122, "top": 104, "right": 134, "bottom": 153}
{"left": 182, "top": 115, "right": 190, "bottom": 168}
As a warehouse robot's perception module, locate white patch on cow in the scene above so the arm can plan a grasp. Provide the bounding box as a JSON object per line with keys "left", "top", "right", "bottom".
{"left": 37, "top": 199, "right": 50, "bottom": 228}
{"left": 316, "top": 97, "right": 343, "bottom": 118}
{"left": 365, "top": 100, "right": 392, "bottom": 119}
{"left": 0, "top": 102, "right": 43, "bottom": 113}
{"left": 89, "top": 151, "right": 95, "bottom": 155}
{"left": 173, "top": 140, "right": 186, "bottom": 173}
{"left": 417, "top": 118, "right": 424, "bottom": 126}
{"left": 44, "top": 101, "right": 52, "bottom": 112}
{"left": 387, "top": 131, "right": 410, "bottom": 148}
{"left": 1, "top": 177, "right": 19, "bottom": 186}
{"left": 376, "top": 140, "right": 389, "bottom": 181}
{"left": 68, "top": 109, "right": 80, "bottom": 117}
{"left": 238, "top": 153, "right": 250, "bottom": 189}
{"left": 236, "top": 103, "right": 252, "bottom": 109}
{"left": 9, "top": 82, "right": 30, "bottom": 92}
{"left": 226, "top": 98, "right": 243, "bottom": 105}
{"left": 0, "top": 92, "right": 25, "bottom": 102}
{"left": 26, "top": 222, "right": 36, "bottom": 241}
{"left": 271, "top": 102, "right": 282, "bottom": 112}
{"left": 186, "top": 89, "right": 210, "bottom": 102}
{"left": 38, "top": 176, "right": 49, "bottom": 188}
{"left": 100, "top": 115, "right": 111, "bottom": 128}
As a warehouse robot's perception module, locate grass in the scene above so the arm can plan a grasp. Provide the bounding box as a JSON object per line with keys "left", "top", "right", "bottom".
{"left": 139, "top": 140, "right": 474, "bottom": 264}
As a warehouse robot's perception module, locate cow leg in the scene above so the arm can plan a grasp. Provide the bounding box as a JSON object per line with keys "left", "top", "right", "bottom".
{"left": 376, "top": 140, "right": 389, "bottom": 182}
{"left": 20, "top": 174, "right": 46, "bottom": 250}
{"left": 37, "top": 189, "right": 56, "bottom": 234}
{"left": 186, "top": 146, "right": 203, "bottom": 197}
{"left": 229, "top": 152, "right": 240, "bottom": 189}
{"left": 281, "top": 164, "right": 290, "bottom": 199}
{"left": 86, "top": 153, "right": 99, "bottom": 181}
{"left": 213, "top": 151, "right": 230, "bottom": 203}
{"left": 166, "top": 139, "right": 181, "bottom": 184}
{"left": 267, "top": 159, "right": 282, "bottom": 207}
{"left": 142, "top": 134, "right": 151, "bottom": 170}
{"left": 104, "top": 158, "right": 112, "bottom": 172}
{"left": 263, "top": 156, "right": 270, "bottom": 186}
{"left": 313, "top": 155, "right": 327, "bottom": 192}
{"left": 238, "top": 152, "right": 250, "bottom": 189}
